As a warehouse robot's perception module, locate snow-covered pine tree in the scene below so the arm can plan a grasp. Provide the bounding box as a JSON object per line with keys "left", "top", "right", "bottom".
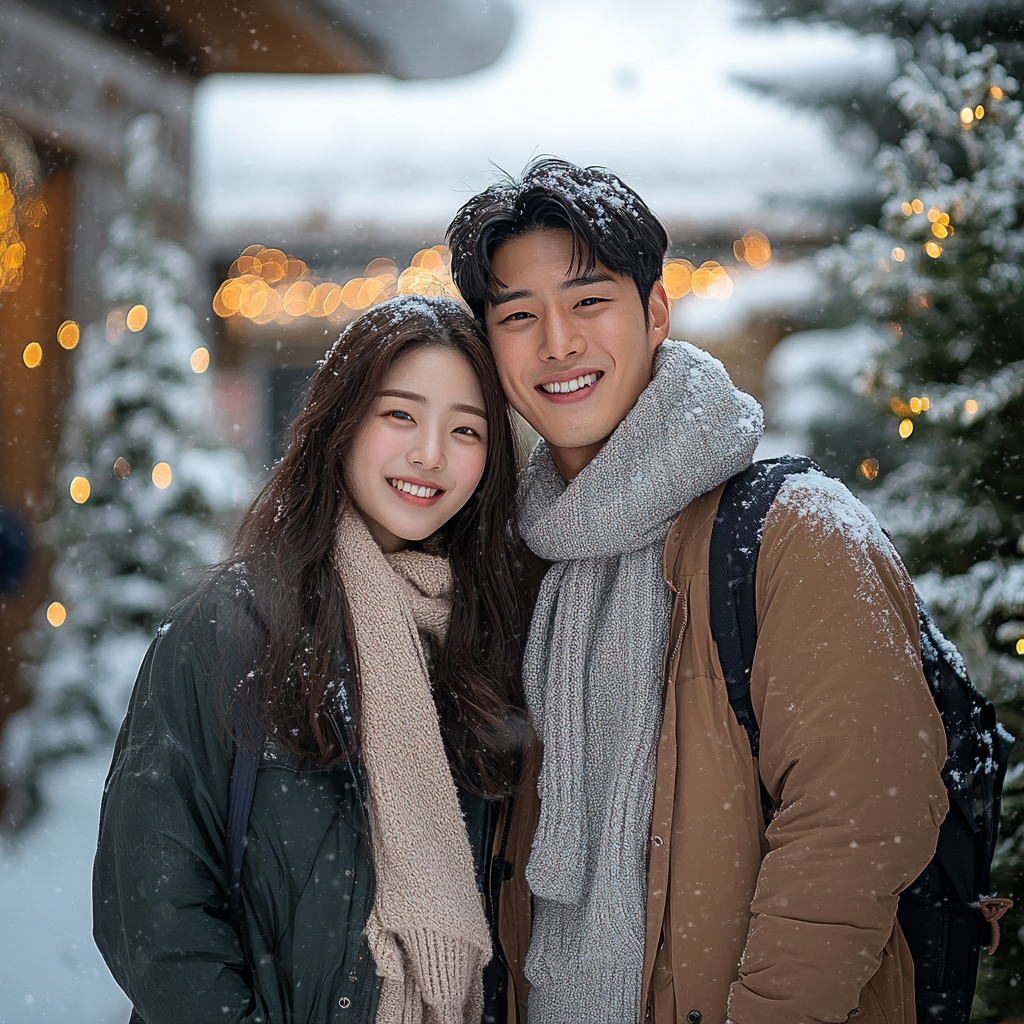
{"left": 2, "top": 114, "right": 250, "bottom": 820}
{"left": 814, "top": 38, "right": 1024, "bottom": 1013}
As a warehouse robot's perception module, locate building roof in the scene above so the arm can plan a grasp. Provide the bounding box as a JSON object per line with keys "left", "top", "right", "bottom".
{"left": 18, "top": 0, "right": 514, "bottom": 77}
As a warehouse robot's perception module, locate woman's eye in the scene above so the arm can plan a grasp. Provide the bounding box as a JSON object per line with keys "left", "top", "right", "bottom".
{"left": 385, "top": 409, "right": 414, "bottom": 422}
{"left": 453, "top": 426, "right": 482, "bottom": 438}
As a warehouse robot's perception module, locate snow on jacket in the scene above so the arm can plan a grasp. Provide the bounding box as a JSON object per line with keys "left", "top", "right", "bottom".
{"left": 497, "top": 471, "right": 948, "bottom": 1024}
{"left": 93, "top": 586, "right": 507, "bottom": 1024}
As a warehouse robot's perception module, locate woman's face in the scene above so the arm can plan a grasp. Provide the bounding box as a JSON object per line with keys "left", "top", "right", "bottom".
{"left": 346, "top": 345, "right": 490, "bottom": 552}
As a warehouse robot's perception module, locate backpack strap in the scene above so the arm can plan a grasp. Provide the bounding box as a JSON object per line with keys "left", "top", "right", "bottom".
{"left": 226, "top": 745, "right": 259, "bottom": 932}
{"left": 708, "top": 456, "right": 815, "bottom": 816}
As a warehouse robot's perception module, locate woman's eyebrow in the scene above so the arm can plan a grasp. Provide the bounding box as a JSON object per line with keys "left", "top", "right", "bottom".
{"left": 380, "top": 389, "right": 486, "bottom": 420}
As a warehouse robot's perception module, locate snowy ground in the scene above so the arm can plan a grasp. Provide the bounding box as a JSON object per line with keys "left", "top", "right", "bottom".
{"left": 0, "top": 751, "right": 131, "bottom": 1024}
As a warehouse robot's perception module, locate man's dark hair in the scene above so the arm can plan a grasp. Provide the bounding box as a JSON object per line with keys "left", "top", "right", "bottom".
{"left": 446, "top": 157, "right": 669, "bottom": 324}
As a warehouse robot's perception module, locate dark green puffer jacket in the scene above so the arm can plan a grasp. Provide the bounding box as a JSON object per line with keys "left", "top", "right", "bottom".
{"left": 93, "top": 587, "right": 507, "bottom": 1024}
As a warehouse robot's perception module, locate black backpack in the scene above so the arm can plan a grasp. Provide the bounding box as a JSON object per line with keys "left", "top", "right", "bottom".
{"left": 708, "top": 456, "right": 1015, "bottom": 1024}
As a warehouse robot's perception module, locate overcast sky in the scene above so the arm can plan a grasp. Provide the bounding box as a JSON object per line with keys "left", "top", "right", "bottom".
{"left": 193, "top": 0, "right": 895, "bottom": 246}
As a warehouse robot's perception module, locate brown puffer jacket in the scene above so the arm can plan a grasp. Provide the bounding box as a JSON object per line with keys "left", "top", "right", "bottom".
{"left": 497, "top": 473, "right": 948, "bottom": 1024}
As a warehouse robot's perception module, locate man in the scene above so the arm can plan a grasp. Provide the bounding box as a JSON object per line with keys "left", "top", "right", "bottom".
{"left": 446, "top": 159, "right": 948, "bottom": 1024}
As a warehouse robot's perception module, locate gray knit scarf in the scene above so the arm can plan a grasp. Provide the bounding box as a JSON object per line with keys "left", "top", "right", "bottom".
{"left": 517, "top": 340, "right": 763, "bottom": 1024}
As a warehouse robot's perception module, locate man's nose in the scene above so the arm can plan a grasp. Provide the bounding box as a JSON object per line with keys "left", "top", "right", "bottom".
{"left": 540, "top": 308, "right": 586, "bottom": 362}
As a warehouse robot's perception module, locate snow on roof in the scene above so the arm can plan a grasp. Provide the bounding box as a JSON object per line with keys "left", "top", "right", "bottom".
{"left": 193, "top": 0, "right": 894, "bottom": 247}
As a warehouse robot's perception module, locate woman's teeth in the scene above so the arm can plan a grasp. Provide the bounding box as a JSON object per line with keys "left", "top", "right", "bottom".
{"left": 540, "top": 372, "right": 599, "bottom": 394}
{"left": 389, "top": 479, "right": 441, "bottom": 498}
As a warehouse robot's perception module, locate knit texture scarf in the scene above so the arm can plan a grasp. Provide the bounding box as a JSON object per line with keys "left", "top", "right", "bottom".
{"left": 334, "top": 508, "right": 492, "bottom": 1024}
{"left": 517, "top": 340, "right": 763, "bottom": 1023}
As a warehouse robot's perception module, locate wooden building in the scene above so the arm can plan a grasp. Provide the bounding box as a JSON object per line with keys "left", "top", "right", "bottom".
{"left": 0, "top": 0, "right": 513, "bottom": 740}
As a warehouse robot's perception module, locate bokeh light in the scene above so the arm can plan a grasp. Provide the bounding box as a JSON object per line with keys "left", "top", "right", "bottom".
{"left": 733, "top": 230, "right": 771, "bottom": 269}
{"left": 1017, "top": 638, "right": 1024, "bottom": 655}
{"left": 859, "top": 458, "right": 879, "bottom": 481}
{"left": 106, "top": 308, "right": 127, "bottom": 344}
{"left": 57, "top": 320, "right": 80, "bottom": 349}
{"left": 0, "top": 170, "right": 46, "bottom": 295}
{"left": 69, "top": 476, "right": 91, "bottom": 503}
{"left": 899, "top": 418, "right": 914, "bottom": 439}
{"left": 112, "top": 456, "right": 131, "bottom": 479}
{"left": 663, "top": 260, "right": 693, "bottom": 300}
{"left": 891, "top": 247, "right": 905, "bottom": 262}
{"left": 46, "top": 601, "right": 66, "bottom": 627}
{"left": 960, "top": 106, "right": 974, "bottom": 125}
{"left": 991, "top": 86, "right": 1004, "bottom": 100}
{"left": 925, "top": 241, "right": 942, "bottom": 258}
{"left": 911, "top": 199, "right": 924, "bottom": 214}
{"left": 691, "top": 261, "right": 734, "bottom": 300}
{"left": 152, "top": 462, "right": 172, "bottom": 489}
{"left": 964, "top": 399, "right": 979, "bottom": 417}
{"left": 22, "top": 341, "right": 41, "bottom": 367}
{"left": 190, "top": 347, "right": 210, "bottom": 373}
{"left": 126, "top": 304, "right": 148, "bottom": 332}
{"left": 901, "top": 202, "right": 913, "bottom": 216}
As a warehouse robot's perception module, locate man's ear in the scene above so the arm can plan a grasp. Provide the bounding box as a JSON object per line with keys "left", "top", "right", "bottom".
{"left": 647, "top": 280, "right": 671, "bottom": 354}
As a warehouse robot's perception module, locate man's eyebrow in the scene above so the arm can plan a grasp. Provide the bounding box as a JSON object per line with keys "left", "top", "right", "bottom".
{"left": 380, "top": 390, "right": 486, "bottom": 420}
{"left": 559, "top": 271, "right": 615, "bottom": 291}
{"left": 488, "top": 288, "right": 533, "bottom": 308}
{"left": 488, "top": 272, "right": 615, "bottom": 308}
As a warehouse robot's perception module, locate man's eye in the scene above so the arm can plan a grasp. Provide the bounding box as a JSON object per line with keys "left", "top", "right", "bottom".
{"left": 576, "top": 296, "right": 607, "bottom": 308}
{"left": 502, "top": 310, "right": 534, "bottom": 323}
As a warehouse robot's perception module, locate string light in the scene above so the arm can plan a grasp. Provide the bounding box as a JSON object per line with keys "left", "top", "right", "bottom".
{"left": 733, "top": 230, "right": 771, "bottom": 269}
{"left": 46, "top": 602, "right": 66, "bottom": 627}
{"left": 663, "top": 260, "right": 693, "bottom": 300}
{"left": 891, "top": 247, "right": 906, "bottom": 262}
{"left": 1017, "top": 639, "right": 1024, "bottom": 655}
{"left": 975, "top": 105, "right": 985, "bottom": 120}
{"left": 911, "top": 199, "right": 924, "bottom": 214}
{"left": 152, "top": 462, "right": 172, "bottom": 489}
{"left": 22, "top": 341, "right": 41, "bottom": 367}
{"left": 909, "top": 397, "right": 922, "bottom": 414}
{"left": 57, "top": 320, "right": 80, "bottom": 349}
{"left": 901, "top": 202, "right": 913, "bottom": 216}
{"left": 69, "top": 476, "right": 90, "bottom": 503}
{"left": 964, "top": 399, "right": 978, "bottom": 416}
{"left": 991, "top": 86, "right": 1004, "bottom": 100}
{"left": 925, "top": 241, "right": 942, "bottom": 258}
{"left": 859, "top": 459, "right": 879, "bottom": 481}
{"left": 899, "top": 418, "right": 914, "bottom": 439}
{"left": 690, "top": 261, "right": 734, "bottom": 300}
{"left": 960, "top": 106, "right": 975, "bottom": 126}
{"left": 190, "top": 347, "right": 210, "bottom": 373}
{"left": 126, "top": 304, "right": 148, "bottom": 332}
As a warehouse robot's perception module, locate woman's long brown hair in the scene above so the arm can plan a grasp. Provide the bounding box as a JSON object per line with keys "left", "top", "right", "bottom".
{"left": 211, "top": 295, "right": 531, "bottom": 797}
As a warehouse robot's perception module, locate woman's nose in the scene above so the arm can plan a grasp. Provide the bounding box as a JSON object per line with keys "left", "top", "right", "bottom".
{"left": 408, "top": 430, "right": 446, "bottom": 470}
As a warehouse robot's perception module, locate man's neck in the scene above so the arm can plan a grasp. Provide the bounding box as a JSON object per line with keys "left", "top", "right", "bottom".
{"left": 549, "top": 437, "right": 610, "bottom": 483}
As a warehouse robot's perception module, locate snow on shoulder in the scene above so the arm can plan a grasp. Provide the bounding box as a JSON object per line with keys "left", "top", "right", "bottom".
{"left": 772, "top": 467, "right": 896, "bottom": 563}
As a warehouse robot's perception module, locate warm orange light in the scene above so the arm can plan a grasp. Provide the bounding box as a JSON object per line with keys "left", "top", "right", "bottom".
{"left": 22, "top": 341, "right": 41, "bottom": 367}
{"left": 126, "top": 304, "right": 148, "bottom": 332}
{"left": 859, "top": 459, "right": 879, "bottom": 481}
{"left": 237, "top": 278, "right": 269, "bottom": 319}
{"left": 901, "top": 202, "right": 913, "bottom": 216}
{"left": 909, "top": 397, "right": 922, "bottom": 414}
{"left": 284, "top": 280, "right": 316, "bottom": 316}
{"left": 964, "top": 399, "right": 978, "bottom": 416}
{"left": 960, "top": 106, "right": 974, "bottom": 125}
{"left": 112, "top": 457, "right": 131, "bottom": 479}
{"left": 662, "top": 260, "right": 694, "bottom": 300}
{"left": 975, "top": 105, "right": 985, "bottom": 120}
{"left": 57, "top": 320, "right": 80, "bottom": 349}
{"left": 911, "top": 199, "right": 924, "bottom": 214}
{"left": 69, "top": 476, "right": 91, "bottom": 503}
{"left": 991, "top": 86, "right": 1004, "bottom": 100}
{"left": 1017, "top": 638, "right": 1024, "bottom": 655}
{"left": 899, "top": 418, "right": 914, "bottom": 439}
{"left": 891, "top": 247, "right": 906, "bottom": 262}
{"left": 152, "top": 462, "right": 172, "bottom": 489}
{"left": 924, "top": 241, "right": 942, "bottom": 258}
{"left": 733, "top": 230, "right": 771, "bottom": 269}
{"left": 691, "top": 261, "right": 733, "bottom": 300}
{"left": 190, "top": 347, "right": 210, "bottom": 373}
{"left": 356, "top": 277, "right": 385, "bottom": 308}
{"left": 46, "top": 602, "right": 66, "bottom": 627}
{"left": 920, "top": 397, "right": 931, "bottom": 411}
{"left": 890, "top": 396, "right": 911, "bottom": 418}
{"left": 213, "top": 279, "right": 244, "bottom": 318}
{"left": 932, "top": 223, "right": 948, "bottom": 239}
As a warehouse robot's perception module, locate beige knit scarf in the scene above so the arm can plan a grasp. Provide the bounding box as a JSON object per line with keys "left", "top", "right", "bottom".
{"left": 334, "top": 507, "right": 492, "bottom": 1024}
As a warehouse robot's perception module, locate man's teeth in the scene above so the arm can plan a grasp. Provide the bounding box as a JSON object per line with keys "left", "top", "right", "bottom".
{"left": 540, "top": 372, "right": 599, "bottom": 394}
{"left": 389, "top": 479, "right": 440, "bottom": 498}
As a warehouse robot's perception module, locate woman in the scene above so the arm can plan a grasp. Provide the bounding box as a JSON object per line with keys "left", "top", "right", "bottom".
{"left": 93, "top": 295, "right": 532, "bottom": 1024}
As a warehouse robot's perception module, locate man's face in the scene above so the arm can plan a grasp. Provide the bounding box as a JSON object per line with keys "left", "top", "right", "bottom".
{"left": 484, "top": 229, "right": 669, "bottom": 480}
